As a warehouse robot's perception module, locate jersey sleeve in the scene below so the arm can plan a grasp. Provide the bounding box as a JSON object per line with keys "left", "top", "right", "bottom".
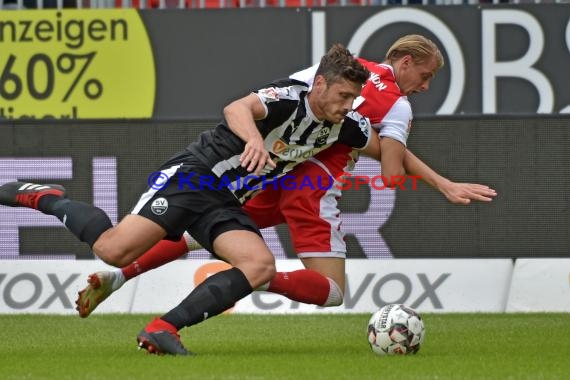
{"left": 252, "top": 79, "right": 307, "bottom": 135}
{"left": 377, "top": 97, "right": 413, "bottom": 147}
{"left": 253, "top": 79, "right": 305, "bottom": 121}
{"left": 337, "top": 111, "right": 373, "bottom": 150}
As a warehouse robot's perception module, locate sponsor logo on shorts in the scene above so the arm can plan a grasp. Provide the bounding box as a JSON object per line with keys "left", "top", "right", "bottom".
{"left": 150, "top": 197, "right": 168, "bottom": 215}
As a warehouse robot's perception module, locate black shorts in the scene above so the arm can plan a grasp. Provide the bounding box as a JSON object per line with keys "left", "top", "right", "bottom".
{"left": 131, "top": 152, "right": 261, "bottom": 254}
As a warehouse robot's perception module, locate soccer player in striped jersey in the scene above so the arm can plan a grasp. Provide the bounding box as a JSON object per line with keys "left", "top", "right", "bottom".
{"left": 75, "top": 35, "right": 496, "bottom": 321}
{"left": 0, "top": 44, "right": 382, "bottom": 355}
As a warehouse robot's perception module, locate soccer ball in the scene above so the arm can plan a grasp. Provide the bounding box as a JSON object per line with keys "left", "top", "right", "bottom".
{"left": 367, "top": 304, "right": 425, "bottom": 356}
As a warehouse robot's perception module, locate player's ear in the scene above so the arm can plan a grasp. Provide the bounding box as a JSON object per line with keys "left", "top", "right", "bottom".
{"left": 402, "top": 54, "right": 414, "bottom": 67}
{"left": 313, "top": 74, "right": 327, "bottom": 90}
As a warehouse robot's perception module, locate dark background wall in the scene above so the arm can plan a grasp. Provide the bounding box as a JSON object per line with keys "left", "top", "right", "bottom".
{"left": 1, "top": 116, "right": 568, "bottom": 260}
{"left": 140, "top": 5, "right": 570, "bottom": 118}
{"left": 2, "top": 5, "right": 569, "bottom": 119}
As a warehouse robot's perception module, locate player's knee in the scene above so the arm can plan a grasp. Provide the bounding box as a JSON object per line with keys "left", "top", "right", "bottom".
{"left": 244, "top": 256, "right": 276, "bottom": 289}
{"left": 228, "top": 251, "right": 275, "bottom": 288}
{"left": 92, "top": 238, "right": 132, "bottom": 267}
{"left": 93, "top": 247, "right": 124, "bottom": 267}
{"left": 256, "top": 258, "right": 277, "bottom": 285}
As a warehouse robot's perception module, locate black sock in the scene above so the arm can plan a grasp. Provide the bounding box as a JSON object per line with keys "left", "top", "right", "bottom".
{"left": 37, "top": 194, "right": 64, "bottom": 214}
{"left": 50, "top": 199, "right": 113, "bottom": 247}
{"left": 161, "top": 267, "right": 253, "bottom": 330}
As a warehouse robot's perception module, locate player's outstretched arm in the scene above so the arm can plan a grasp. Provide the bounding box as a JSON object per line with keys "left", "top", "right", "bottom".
{"left": 403, "top": 149, "right": 497, "bottom": 204}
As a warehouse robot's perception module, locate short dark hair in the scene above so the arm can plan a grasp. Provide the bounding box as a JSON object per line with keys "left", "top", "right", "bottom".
{"left": 315, "top": 43, "right": 369, "bottom": 87}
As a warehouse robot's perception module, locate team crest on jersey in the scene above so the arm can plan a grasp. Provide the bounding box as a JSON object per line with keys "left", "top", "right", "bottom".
{"left": 359, "top": 116, "right": 370, "bottom": 137}
{"left": 315, "top": 127, "right": 331, "bottom": 147}
{"left": 258, "top": 87, "right": 280, "bottom": 102}
{"left": 273, "top": 139, "right": 288, "bottom": 154}
{"left": 151, "top": 197, "right": 168, "bottom": 215}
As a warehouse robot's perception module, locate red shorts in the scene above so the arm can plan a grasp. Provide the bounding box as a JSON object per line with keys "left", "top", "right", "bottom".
{"left": 243, "top": 159, "right": 346, "bottom": 258}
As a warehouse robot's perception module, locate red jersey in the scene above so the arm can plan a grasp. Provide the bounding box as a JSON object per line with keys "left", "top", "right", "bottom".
{"left": 290, "top": 58, "right": 413, "bottom": 179}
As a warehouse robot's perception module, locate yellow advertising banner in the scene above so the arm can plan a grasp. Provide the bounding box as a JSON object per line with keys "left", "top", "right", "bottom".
{"left": 0, "top": 10, "right": 155, "bottom": 119}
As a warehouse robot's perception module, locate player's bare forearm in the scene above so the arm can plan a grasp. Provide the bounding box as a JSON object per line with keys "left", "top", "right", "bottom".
{"left": 224, "top": 94, "right": 276, "bottom": 174}
{"left": 379, "top": 137, "right": 406, "bottom": 187}
{"left": 403, "top": 149, "right": 497, "bottom": 204}
{"left": 402, "top": 149, "right": 443, "bottom": 188}
{"left": 223, "top": 94, "right": 266, "bottom": 144}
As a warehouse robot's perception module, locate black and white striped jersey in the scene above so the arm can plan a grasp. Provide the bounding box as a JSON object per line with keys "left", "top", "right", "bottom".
{"left": 187, "top": 78, "right": 372, "bottom": 203}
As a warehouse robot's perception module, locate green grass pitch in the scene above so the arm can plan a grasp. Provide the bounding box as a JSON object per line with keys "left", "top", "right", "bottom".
{"left": 1, "top": 313, "right": 569, "bottom": 379}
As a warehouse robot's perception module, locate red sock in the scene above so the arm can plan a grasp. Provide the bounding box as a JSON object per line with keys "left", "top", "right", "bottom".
{"left": 121, "top": 238, "right": 188, "bottom": 280}
{"left": 267, "top": 269, "right": 330, "bottom": 306}
{"left": 145, "top": 317, "right": 179, "bottom": 334}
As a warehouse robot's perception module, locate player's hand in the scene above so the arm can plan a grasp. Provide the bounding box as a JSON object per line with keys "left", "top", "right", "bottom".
{"left": 440, "top": 181, "right": 497, "bottom": 205}
{"left": 240, "top": 138, "right": 277, "bottom": 176}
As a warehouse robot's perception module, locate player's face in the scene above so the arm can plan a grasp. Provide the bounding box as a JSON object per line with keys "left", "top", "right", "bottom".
{"left": 397, "top": 55, "right": 439, "bottom": 96}
{"left": 311, "top": 76, "right": 362, "bottom": 124}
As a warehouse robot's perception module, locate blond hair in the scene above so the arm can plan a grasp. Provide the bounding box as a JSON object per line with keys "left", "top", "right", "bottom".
{"left": 385, "top": 34, "right": 444, "bottom": 69}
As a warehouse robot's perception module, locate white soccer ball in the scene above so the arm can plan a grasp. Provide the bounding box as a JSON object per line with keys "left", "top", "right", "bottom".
{"left": 367, "top": 303, "right": 425, "bottom": 356}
